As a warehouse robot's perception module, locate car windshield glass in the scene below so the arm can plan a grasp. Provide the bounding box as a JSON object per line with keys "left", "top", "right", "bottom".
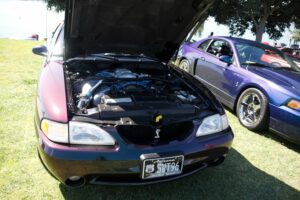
{"left": 235, "top": 43, "right": 300, "bottom": 72}
{"left": 287, "top": 55, "right": 300, "bottom": 69}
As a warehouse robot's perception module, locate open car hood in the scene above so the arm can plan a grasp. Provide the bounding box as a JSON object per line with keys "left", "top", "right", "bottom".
{"left": 65, "top": 0, "right": 212, "bottom": 61}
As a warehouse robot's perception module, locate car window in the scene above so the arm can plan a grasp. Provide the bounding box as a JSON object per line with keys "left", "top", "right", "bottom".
{"left": 48, "top": 23, "right": 62, "bottom": 52}
{"left": 288, "top": 56, "right": 300, "bottom": 68}
{"left": 51, "top": 28, "right": 64, "bottom": 60}
{"left": 198, "top": 39, "right": 211, "bottom": 51}
{"left": 47, "top": 24, "right": 64, "bottom": 61}
{"left": 207, "top": 40, "right": 233, "bottom": 58}
{"left": 236, "top": 43, "right": 300, "bottom": 72}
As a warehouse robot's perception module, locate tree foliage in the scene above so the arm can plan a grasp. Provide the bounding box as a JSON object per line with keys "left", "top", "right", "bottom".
{"left": 209, "top": 0, "right": 300, "bottom": 42}
{"left": 44, "top": 0, "right": 65, "bottom": 12}
{"left": 292, "top": 29, "right": 300, "bottom": 42}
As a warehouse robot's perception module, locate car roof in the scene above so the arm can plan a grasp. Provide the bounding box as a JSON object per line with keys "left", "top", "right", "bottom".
{"left": 206, "top": 36, "right": 281, "bottom": 52}
{"left": 208, "top": 36, "right": 256, "bottom": 44}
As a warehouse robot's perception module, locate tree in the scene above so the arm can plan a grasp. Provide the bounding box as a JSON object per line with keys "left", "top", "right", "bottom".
{"left": 293, "top": 14, "right": 300, "bottom": 29}
{"left": 44, "top": 0, "right": 65, "bottom": 12}
{"left": 209, "top": 0, "right": 300, "bottom": 42}
{"left": 292, "top": 29, "right": 300, "bottom": 42}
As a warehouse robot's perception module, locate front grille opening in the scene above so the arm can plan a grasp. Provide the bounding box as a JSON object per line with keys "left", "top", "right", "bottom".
{"left": 116, "top": 121, "right": 194, "bottom": 145}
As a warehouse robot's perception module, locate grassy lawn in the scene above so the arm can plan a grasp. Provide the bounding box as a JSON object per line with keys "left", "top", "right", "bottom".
{"left": 0, "top": 38, "right": 299, "bottom": 200}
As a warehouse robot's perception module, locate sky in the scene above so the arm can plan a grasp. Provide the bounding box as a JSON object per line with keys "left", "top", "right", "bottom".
{"left": 0, "top": 0, "right": 295, "bottom": 46}
{"left": 0, "top": 0, "right": 64, "bottom": 40}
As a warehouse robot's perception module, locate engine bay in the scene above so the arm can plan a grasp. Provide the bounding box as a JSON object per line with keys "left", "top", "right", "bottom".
{"left": 65, "top": 59, "right": 211, "bottom": 126}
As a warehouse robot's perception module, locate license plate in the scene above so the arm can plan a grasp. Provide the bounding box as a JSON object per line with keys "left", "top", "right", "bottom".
{"left": 141, "top": 155, "right": 184, "bottom": 179}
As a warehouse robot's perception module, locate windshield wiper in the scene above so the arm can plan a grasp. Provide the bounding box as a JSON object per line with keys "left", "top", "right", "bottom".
{"left": 65, "top": 54, "right": 119, "bottom": 65}
{"left": 100, "top": 53, "right": 162, "bottom": 63}
{"left": 90, "top": 54, "right": 120, "bottom": 61}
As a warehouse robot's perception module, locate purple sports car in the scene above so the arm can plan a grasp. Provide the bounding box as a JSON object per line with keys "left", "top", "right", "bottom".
{"left": 32, "top": 1, "right": 233, "bottom": 187}
{"left": 176, "top": 36, "right": 300, "bottom": 144}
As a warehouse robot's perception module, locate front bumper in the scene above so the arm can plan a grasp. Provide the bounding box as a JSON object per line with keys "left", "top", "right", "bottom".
{"left": 269, "top": 104, "right": 300, "bottom": 144}
{"left": 35, "top": 118, "right": 233, "bottom": 186}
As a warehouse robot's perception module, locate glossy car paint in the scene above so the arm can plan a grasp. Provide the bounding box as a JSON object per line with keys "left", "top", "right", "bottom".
{"left": 37, "top": 61, "right": 68, "bottom": 123}
{"left": 176, "top": 36, "right": 300, "bottom": 144}
{"left": 35, "top": 118, "right": 233, "bottom": 185}
{"left": 34, "top": 57, "right": 234, "bottom": 184}
{"left": 34, "top": 1, "right": 233, "bottom": 186}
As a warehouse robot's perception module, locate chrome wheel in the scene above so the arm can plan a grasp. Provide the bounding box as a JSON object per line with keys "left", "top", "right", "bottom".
{"left": 237, "top": 88, "right": 269, "bottom": 131}
{"left": 239, "top": 93, "right": 262, "bottom": 126}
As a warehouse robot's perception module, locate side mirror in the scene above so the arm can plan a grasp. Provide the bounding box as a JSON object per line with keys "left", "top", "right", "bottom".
{"left": 219, "top": 55, "right": 232, "bottom": 65}
{"left": 32, "top": 45, "right": 48, "bottom": 57}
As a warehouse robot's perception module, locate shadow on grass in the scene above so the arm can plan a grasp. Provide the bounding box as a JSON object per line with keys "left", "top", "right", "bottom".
{"left": 259, "top": 130, "right": 300, "bottom": 154}
{"left": 59, "top": 149, "right": 300, "bottom": 200}
{"left": 225, "top": 108, "right": 300, "bottom": 153}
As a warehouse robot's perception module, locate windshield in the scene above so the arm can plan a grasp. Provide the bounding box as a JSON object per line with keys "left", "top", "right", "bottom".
{"left": 235, "top": 43, "right": 300, "bottom": 72}
{"left": 286, "top": 55, "right": 300, "bottom": 69}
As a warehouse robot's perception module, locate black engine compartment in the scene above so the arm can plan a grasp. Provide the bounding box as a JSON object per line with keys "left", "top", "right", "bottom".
{"left": 65, "top": 59, "right": 212, "bottom": 126}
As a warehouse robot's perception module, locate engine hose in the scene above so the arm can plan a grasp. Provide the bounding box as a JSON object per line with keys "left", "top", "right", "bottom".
{"left": 77, "top": 79, "right": 103, "bottom": 110}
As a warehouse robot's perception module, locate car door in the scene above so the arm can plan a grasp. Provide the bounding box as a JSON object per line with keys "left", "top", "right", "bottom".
{"left": 194, "top": 39, "right": 240, "bottom": 108}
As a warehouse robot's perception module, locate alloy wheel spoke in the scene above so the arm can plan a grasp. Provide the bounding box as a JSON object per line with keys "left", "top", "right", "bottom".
{"left": 252, "top": 94, "right": 256, "bottom": 104}
{"left": 241, "top": 102, "right": 249, "bottom": 107}
{"left": 243, "top": 112, "right": 253, "bottom": 123}
{"left": 246, "top": 115, "right": 253, "bottom": 123}
{"left": 252, "top": 113, "right": 256, "bottom": 122}
{"left": 254, "top": 106, "right": 261, "bottom": 113}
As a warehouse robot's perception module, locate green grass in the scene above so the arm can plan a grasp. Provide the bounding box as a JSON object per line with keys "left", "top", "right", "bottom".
{"left": 0, "top": 38, "right": 299, "bottom": 200}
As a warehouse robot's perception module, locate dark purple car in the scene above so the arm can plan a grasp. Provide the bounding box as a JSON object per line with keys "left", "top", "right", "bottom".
{"left": 176, "top": 36, "right": 300, "bottom": 144}
{"left": 32, "top": 1, "right": 233, "bottom": 187}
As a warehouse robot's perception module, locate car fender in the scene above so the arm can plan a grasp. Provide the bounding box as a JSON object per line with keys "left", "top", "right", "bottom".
{"left": 235, "top": 78, "right": 297, "bottom": 109}
{"left": 177, "top": 45, "right": 200, "bottom": 74}
{"left": 234, "top": 81, "right": 272, "bottom": 109}
{"left": 37, "top": 61, "right": 68, "bottom": 123}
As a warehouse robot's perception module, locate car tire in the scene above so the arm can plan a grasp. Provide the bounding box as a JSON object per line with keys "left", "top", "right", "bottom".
{"left": 236, "top": 88, "right": 269, "bottom": 131}
{"left": 179, "top": 59, "right": 190, "bottom": 73}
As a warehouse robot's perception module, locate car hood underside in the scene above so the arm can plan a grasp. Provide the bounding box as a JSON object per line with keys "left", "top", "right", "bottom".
{"left": 64, "top": 0, "right": 213, "bottom": 61}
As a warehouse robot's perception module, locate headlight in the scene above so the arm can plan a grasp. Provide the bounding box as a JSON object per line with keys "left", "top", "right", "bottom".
{"left": 41, "top": 119, "right": 68, "bottom": 143}
{"left": 69, "top": 121, "right": 115, "bottom": 145}
{"left": 287, "top": 99, "right": 300, "bottom": 110}
{"left": 196, "top": 114, "right": 229, "bottom": 137}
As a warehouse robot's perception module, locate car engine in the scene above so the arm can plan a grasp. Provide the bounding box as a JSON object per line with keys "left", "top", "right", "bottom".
{"left": 65, "top": 60, "right": 211, "bottom": 145}
{"left": 73, "top": 68, "right": 198, "bottom": 108}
